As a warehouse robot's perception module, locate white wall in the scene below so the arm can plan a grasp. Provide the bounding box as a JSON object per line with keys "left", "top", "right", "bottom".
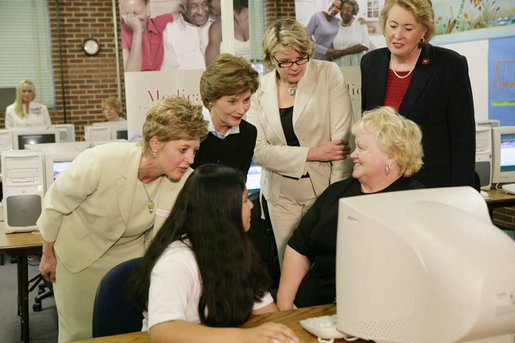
{"left": 436, "top": 40, "right": 489, "bottom": 122}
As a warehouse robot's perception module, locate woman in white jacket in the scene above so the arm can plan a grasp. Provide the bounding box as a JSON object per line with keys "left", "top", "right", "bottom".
{"left": 5, "top": 80, "right": 52, "bottom": 128}
{"left": 246, "top": 18, "right": 354, "bottom": 266}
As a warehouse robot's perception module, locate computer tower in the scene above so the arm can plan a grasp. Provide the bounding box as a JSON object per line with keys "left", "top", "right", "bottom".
{"left": 1, "top": 151, "right": 45, "bottom": 232}
{"left": 475, "top": 126, "right": 492, "bottom": 190}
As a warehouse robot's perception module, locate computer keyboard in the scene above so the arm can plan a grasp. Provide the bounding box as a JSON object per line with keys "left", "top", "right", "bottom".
{"left": 502, "top": 183, "right": 515, "bottom": 195}
{"left": 299, "top": 314, "right": 348, "bottom": 339}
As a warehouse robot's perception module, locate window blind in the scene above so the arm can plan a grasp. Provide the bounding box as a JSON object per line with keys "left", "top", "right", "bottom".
{"left": 0, "top": 0, "right": 55, "bottom": 109}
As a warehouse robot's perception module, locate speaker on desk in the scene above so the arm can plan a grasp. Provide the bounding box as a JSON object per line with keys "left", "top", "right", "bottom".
{"left": 475, "top": 126, "right": 492, "bottom": 190}
{"left": 1, "top": 151, "right": 45, "bottom": 232}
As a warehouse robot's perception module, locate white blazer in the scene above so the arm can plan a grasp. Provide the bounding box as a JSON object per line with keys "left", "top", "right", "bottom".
{"left": 246, "top": 59, "right": 353, "bottom": 205}
{"left": 5, "top": 102, "right": 51, "bottom": 129}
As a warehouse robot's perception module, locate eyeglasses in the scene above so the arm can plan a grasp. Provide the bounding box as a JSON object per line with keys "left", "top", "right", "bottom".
{"left": 273, "top": 55, "right": 310, "bottom": 68}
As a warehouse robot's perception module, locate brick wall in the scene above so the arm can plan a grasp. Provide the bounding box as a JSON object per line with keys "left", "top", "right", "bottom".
{"left": 48, "top": 0, "right": 124, "bottom": 140}
{"left": 264, "top": 0, "right": 297, "bottom": 29}
{"left": 493, "top": 207, "right": 515, "bottom": 230}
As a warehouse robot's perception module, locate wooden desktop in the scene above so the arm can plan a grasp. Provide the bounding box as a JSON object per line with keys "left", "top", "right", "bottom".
{"left": 72, "top": 303, "right": 368, "bottom": 343}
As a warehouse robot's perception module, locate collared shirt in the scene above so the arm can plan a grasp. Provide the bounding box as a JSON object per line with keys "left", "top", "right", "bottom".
{"left": 202, "top": 107, "right": 239, "bottom": 139}
{"left": 161, "top": 15, "right": 213, "bottom": 70}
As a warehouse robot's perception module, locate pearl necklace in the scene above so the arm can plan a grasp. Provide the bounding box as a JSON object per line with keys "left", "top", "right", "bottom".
{"left": 390, "top": 50, "right": 421, "bottom": 79}
{"left": 277, "top": 79, "right": 297, "bottom": 96}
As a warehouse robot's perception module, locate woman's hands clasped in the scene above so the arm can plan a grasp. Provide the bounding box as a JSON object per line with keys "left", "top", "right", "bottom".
{"left": 308, "top": 139, "right": 350, "bottom": 162}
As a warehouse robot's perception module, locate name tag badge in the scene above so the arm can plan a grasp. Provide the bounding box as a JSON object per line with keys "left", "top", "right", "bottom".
{"left": 155, "top": 208, "right": 170, "bottom": 217}
{"left": 30, "top": 107, "right": 41, "bottom": 114}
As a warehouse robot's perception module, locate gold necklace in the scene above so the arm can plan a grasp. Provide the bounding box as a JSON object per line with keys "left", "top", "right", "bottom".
{"left": 141, "top": 177, "right": 162, "bottom": 213}
{"left": 277, "top": 78, "right": 297, "bottom": 96}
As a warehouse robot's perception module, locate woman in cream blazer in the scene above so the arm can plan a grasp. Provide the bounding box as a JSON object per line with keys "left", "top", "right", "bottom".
{"left": 246, "top": 19, "right": 353, "bottom": 265}
{"left": 37, "top": 97, "right": 208, "bottom": 342}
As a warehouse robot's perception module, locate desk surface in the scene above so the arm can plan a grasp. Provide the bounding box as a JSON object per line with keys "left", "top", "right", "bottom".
{"left": 0, "top": 226, "right": 43, "bottom": 251}
{"left": 72, "top": 304, "right": 367, "bottom": 343}
{"left": 485, "top": 189, "right": 515, "bottom": 205}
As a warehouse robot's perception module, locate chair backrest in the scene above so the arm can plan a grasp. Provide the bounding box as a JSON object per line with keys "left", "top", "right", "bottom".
{"left": 92, "top": 257, "right": 143, "bottom": 338}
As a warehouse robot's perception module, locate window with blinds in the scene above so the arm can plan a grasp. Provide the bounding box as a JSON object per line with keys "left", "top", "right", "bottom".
{"left": 249, "top": 0, "right": 266, "bottom": 74}
{"left": 0, "top": 0, "right": 55, "bottom": 110}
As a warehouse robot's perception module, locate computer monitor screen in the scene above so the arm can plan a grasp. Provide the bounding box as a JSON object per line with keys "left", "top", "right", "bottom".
{"left": 491, "top": 126, "right": 515, "bottom": 184}
{"left": 18, "top": 133, "right": 56, "bottom": 149}
{"left": 246, "top": 161, "right": 261, "bottom": 194}
{"left": 335, "top": 187, "right": 515, "bottom": 343}
{"left": 44, "top": 151, "right": 82, "bottom": 190}
{"left": 53, "top": 161, "right": 72, "bottom": 180}
{"left": 116, "top": 129, "right": 128, "bottom": 140}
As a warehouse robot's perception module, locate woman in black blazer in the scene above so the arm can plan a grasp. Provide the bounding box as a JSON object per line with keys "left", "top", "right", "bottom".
{"left": 361, "top": 0, "right": 475, "bottom": 188}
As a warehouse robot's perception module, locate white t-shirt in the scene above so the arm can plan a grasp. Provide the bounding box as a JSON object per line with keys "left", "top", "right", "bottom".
{"left": 142, "top": 240, "right": 274, "bottom": 331}
{"left": 333, "top": 19, "right": 370, "bottom": 66}
{"left": 5, "top": 102, "right": 52, "bottom": 129}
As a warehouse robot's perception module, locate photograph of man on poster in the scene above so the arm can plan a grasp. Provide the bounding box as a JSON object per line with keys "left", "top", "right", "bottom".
{"left": 160, "top": 0, "right": 214, "bottom": 70}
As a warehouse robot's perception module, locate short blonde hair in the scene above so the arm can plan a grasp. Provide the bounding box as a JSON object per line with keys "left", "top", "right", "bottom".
{"left": 380, "top": 0, "right": 434, "bottom": 47}
{"left": 12, "top": 80, "right": 36, "bottom": 119}
{"left": 141, "top": 97, "right": 208, "bottom": 156}
{"left": 102, "top": 96, "right": 123, "bottom": 117}
{"left": 352, "top": 106, "right": 423, "bottom": 177}
{"left": 200, "top": 53, "right": 259, "bottom": 109}
{"left": 262, "top": 18, "right": 314, "bottom": 69}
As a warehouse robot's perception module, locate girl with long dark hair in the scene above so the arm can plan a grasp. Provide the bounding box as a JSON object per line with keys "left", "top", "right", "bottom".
{"left": 130, "top": 164, "right": 298, "bottom": 342}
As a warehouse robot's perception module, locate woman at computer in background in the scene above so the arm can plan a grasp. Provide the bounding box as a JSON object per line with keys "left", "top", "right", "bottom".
{"left": 246, "top": 18, "right": 353, "bottom": 266}
{"left": 5, "top": 79, "right": 52, "bottom": 129}
{"left": 276, "top": 106, "right": 425, "bottom": 310}
{"left": 102, "top": 96, "right": 126, "bottom": 122}
{"left": 361, "top": 0, "right": 475, "bottom": 188}
{"left": 332, "top": 0, "right": 369, "bottom": 66}
{"left": 191, "top": 53, "right": 258, "bottom": 177}
{"left": 129, "top": 164, "right": 298, "bottom": 343}
{"left": 37, "top": 97, "right": 207, "bottom": 342}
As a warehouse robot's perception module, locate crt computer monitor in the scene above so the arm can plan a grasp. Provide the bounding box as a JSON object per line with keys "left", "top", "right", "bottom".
{"left": 336, "top": 187, "right": 515, "bottom": 343}
{"left": 11, "top": 127, "right": 60, "bottom": 150}
{"left": 246, "top": 161, "right": 262, "bottom": 194}
{"left": 44, "top": 151, "right": 81, "bottom": 191}
{"left": 491, "top": 126, "right": 515, "bottom": 185}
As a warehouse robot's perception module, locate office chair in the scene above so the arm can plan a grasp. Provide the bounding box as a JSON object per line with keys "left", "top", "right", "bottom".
{"left": 92, "top": 257, "right": 143, "bottom": 338}
{"left": 246, "top": 191, "right": 280, "bottom": 290}
{"left": 30, "top": 274, "right": 54, "bottom": 311}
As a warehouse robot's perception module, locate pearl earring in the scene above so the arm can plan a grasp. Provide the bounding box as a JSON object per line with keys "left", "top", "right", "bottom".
{"left": 152, "top": 150, "right": 157, "bottom": 158}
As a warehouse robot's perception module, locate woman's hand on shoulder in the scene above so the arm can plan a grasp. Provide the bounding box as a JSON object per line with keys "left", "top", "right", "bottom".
{"left": 242, "top": 322, "right": 298, "bottom": 343}
{"left": 307, "top": 139, "right": 350, "bottom": 162}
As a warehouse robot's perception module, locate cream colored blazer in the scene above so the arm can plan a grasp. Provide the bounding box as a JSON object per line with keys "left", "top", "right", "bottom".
{"left": 246, "top": 59, "right": 353, "bottom": 205}
{"left": 37, "top": 142, "right": 191, "bottom": 273}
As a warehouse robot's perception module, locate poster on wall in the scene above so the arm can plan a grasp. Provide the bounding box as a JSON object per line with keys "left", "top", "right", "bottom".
{"left": 119, "top": 0, "right": 251, "bottom": 139}
{"left": 432, "top": 0, "right": 514, "bottom": 35}
{"left": 125, "top": 70, "right": 203, "bottom": 141}
{"left": 296, "top": 0, "right": 373, "bottom": 64}
{"left": 488, "top": 36, "right": 515, "bottom": 126}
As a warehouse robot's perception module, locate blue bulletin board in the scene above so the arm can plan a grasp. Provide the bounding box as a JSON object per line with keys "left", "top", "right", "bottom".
{"left": 488, "top": 36, "right": 515, "bottom": 126}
